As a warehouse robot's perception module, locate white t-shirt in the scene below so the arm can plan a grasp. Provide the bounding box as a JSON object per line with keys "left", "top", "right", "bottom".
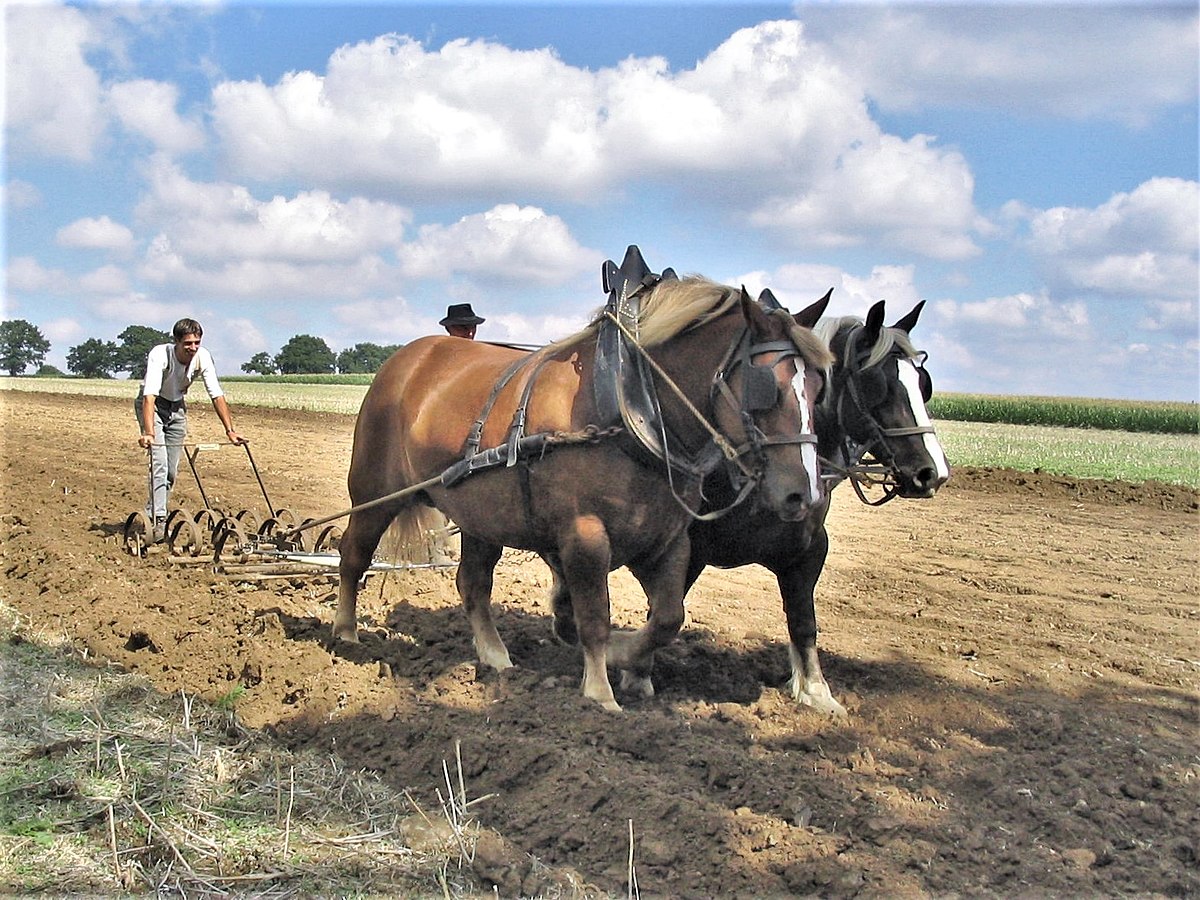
{"left": 141, "top": 344, "right": 224, "bottom": 402}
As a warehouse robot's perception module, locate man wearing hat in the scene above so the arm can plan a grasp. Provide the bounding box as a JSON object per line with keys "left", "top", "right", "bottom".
{"left": 440, "top": 303, "right": 485, "bottom": 339}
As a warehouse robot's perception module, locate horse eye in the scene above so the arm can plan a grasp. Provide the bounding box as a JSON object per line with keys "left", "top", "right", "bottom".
{"left": 857, "top": 366, "right": 888, "bottom": 406}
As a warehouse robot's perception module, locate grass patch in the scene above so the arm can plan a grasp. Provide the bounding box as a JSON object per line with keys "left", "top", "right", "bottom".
{"left": 934, "top": 420, "right": 1200, "bottom": 488}
{"left": 928, "top": 393, "right": 1198, "bottom": 434}
{"left": 0, "top": 603, "right": 593, "bottom": 898}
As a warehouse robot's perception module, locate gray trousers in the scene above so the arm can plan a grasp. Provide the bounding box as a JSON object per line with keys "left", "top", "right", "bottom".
{"left": 135, "top": 395, "right": 188, "bottom": 520}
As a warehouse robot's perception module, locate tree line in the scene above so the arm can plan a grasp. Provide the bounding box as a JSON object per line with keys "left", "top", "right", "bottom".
{"left": 0, "top": 320, "right": 402, "bottom": 378}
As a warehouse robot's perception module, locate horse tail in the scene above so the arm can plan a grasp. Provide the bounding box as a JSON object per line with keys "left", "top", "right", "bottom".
{"left": 382, "top": 503, "right": 458, "bottom": 565}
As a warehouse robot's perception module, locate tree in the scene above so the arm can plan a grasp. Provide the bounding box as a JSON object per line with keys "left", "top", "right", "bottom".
{"left": 241, "top": 352, "right": 277, "bottom": 375}
{"left": 66, "top": 338, "right": 119, "bottom": 379}
{"left": 274, "top": 335, "right": 336, "bottom": 374}
{"left": 114, "top": 325, "right": 170, "bottom": 378}
{"left": 0, "top": 319, "right": 51, "bottom": 376}
{"left": 337, "top": 342, "right": 401, "bottom": 374}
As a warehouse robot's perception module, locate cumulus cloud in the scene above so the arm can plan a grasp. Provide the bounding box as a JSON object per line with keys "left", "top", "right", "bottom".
{"left": 399, "top": 205, "right": 599, "bottom": 284}
{"left": 57, "top": 216, "right": 136, "bottom": 254}
{"left": 6, "top": 4, "right": 107, "bottom": 161}
{"left": 108, "top": 79, "right": 206, "bottom": 155}
{"left": 800, "top": 5, "right": 1198, "bottom": 126}
{"left": 5, "top": 179, "right": 43, "bottom": 211}
{"left": 7, "top": 257, "right": 74, "bottom": 294}
{"left": 1028, "top": 178, "right": 1199, "bottom": 300}
{"left": 209, "top": 21, "right": 983, "bottom": 258}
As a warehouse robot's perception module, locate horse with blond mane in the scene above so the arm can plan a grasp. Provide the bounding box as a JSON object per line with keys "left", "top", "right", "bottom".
{"left": 333, "top": 274, "right": 832, "bottom": 710}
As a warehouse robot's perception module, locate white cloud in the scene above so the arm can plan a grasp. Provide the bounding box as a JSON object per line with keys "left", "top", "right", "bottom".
{"left": 399, "top": 205, "right": 598, "bottom": 284}
{"left": 741, "top": 262, "right": 923, "bottom": 320}
{"left": 209, "top": 21, "right": 983, "bottom": 258}
{"left": 56, "top": 216, "right": 136, "bottom": 254}
{"left": 7, "top": 257, "right": 74, "bottom": 293}
{"left": 801, "top": 6, "right": 1198, "bottom": 126}
{"left": 79, "top": 265, "right": 131, "bottom": 294}
{"left": 108, "top": 79, "right": 206, "bottom": 155}
{"left": 4, "top": 179, "right": 43, "bottom": 211}
{"left": 6, "top": 4, "right": 107, "bottom": 162}
{"left": 1028, "top": 178, "right": 1199, "bottom": 300}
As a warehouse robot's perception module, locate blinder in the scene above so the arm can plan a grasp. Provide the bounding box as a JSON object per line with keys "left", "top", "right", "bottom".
{"left": 914, "top": 353, "right": 933, "bottom": 403}
{"left": 854, "top": 363, "right": 888, "bottom": 407}
{"left": 743, "top": 364, "right": 780, "bottom": 412}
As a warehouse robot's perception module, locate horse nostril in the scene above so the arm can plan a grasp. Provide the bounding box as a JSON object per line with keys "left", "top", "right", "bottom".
{"left": 781, "top": 492, "right": 810, "bottom": 520}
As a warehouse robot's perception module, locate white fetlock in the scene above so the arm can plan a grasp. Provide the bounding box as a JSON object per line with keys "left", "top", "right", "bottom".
{"left": 788, "top": 675, "right": 847, "bottom": 718}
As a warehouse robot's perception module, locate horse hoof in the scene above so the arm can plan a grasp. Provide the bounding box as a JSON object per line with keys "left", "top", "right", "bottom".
{"left": 332, "top": 627, "right": 360, "bottom": 644}
{"left": 619, "top": 671, "right": 655, "bottom": 698}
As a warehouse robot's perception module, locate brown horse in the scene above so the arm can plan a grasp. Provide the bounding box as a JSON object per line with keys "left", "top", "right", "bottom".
{"left": 333, "top": 276, "right": 833, "bottom": 710}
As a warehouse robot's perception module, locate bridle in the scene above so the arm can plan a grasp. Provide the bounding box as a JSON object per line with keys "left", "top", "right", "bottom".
{"left": 607, "top": 305, "right": 820, "bottom": 521}
{"left": 823, "top": 327, "right": 936, "bottom": 506}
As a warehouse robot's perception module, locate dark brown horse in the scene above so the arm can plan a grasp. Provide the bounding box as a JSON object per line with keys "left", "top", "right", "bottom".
{"left": 681, "top": 296, "right": 949, "bottom": 715}
{"left": 549, "top": 294, "right": 949, "bottom": 714}
{"left": 333, "top": 277, "right": 833, "bottom": 711}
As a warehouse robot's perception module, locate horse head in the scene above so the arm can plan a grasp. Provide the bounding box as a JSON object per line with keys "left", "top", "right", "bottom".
{"left": 821, "top": 299, "right": 950, "bottom": 500}
{"left": 709, "top": 288, "right": 834, "bottom": 521}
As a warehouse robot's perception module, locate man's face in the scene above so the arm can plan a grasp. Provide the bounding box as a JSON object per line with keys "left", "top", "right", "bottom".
{"left": 174, "top": 334, "right": 202, "bottom": 363}
{"left": 446, "top": 323, "right": 477, "bottom": 339}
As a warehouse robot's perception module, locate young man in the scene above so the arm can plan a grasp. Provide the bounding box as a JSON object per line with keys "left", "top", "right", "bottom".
{"left": 439, "top": 303, "right": 485, "bottom": 339}
{"left": 135, "top": 318, "right": 245, "bottom": 541}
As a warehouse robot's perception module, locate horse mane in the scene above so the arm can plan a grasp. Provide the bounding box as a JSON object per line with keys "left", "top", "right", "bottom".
{"left": 814, "top": 315, "right": 919, "bottom": 369}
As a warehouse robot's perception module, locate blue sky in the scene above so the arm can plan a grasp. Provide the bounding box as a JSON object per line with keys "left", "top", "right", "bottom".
{"left": 4, "top": 1, "right": 1198, "bottom": 401}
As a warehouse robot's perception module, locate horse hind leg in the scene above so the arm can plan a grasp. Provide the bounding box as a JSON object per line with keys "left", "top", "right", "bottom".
{"left": 540, "top": 555, "right": 579, "bottom": 645}
{"left": 333, "top": 504, "right": 396, "bottom": 642}
{"left": 608, "top": 535, "right": 691, "bottom": 700}
{"left": 458, "top": 534, "right": 512, "bottom": 671}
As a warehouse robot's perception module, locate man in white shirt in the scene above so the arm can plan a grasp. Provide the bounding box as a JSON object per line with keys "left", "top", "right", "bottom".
{"left": 135, "top": 318, "right": 245, "bottom": 541}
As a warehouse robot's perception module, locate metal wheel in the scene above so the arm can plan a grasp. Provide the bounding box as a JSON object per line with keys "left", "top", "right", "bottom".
{"left": 314, "top": 524, "right": 343, "bottom": 553}
{"left": 272, "top": 507, "right": 298, "bottom": 528}
{"left": 167, "top": 518, "right": 204, "bottom": 557}
{"left": 234, "top": 508, "right": 260, "bottom": 533}
{"left": 165, "top": 506, "right": 191, "bottom": 531}
{"left": 122, "top": 511, "right": 152, "bottom": 556}
{"left": 212, "top": 518, "right": 249, "bottom": 562}
{"left": 193, "top": 508, "right": 219, "bottom": 540}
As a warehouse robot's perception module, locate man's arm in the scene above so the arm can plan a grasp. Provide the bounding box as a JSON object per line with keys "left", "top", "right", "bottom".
{"left": 138, "top": 393, "right": 157, "bottom": 449}
{"left": 212, "top": 395, "right": 245, "bottom": 444}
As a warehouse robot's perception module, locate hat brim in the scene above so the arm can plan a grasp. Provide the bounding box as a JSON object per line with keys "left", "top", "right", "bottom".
{"left": 439, "top": 315, "right": 485, "bottom": 326}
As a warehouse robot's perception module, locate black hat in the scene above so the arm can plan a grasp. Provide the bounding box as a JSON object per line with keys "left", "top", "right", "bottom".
{"left": 439, "top": 303, "right": 486, "bottom": 326}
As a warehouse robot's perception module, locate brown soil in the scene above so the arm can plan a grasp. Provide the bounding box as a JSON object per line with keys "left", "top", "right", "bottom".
{"left": 3, "top": 389, "right": 1197, "bottom": 898}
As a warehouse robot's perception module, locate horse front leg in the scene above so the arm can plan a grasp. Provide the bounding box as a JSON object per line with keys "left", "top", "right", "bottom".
{"left": 458, "top": 533, "right": 511, "bottom": 671}
{"left": 608, "top": 534, "right": 691, "bottom": 700}
{"left": 778, "top": 526, "right": 847, "bottom": 717}
{"left": 333, "top": 505, "right": 395, "bottom": 642}
{"left": 539, "top": 554, "right": 578, "bottom": 645}
{"left": 558, "top": 515, "right": 619, "bottom": 711}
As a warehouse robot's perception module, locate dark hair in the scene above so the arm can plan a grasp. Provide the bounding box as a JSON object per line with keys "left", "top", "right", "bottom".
{"left": 172, "top": 318, "right": 203, "bottom": 341}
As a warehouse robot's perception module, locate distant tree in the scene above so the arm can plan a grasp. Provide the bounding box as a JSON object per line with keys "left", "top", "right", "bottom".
{"left": 241, "top": 351, "right": 277, "bottom": 375}
{"left": 66, "top": 338, "right": 120, "bottom": 379}
{"left": 274, "top": 335, "right": 335, "bottom": 374}
{"left": 36, "top": 363, "right": 66, "bottom": 377}
{"left": 337, "top": 342, "right": 401, "bottom": 374}
{"left": 114, "top": 325, "right": 170, "bottom": 378}
{"left": 0, "top": 319, "right": 51, "bottom": 376}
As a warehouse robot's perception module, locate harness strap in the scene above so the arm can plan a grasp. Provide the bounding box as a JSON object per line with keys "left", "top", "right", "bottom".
{"left": 465, "top": 354, "right": 532, "bottom": 456}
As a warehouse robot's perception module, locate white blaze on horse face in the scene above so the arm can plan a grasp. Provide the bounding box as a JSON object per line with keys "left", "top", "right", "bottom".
{"left": 896, "top": 359, "right": 950, "bottom": 482}
{"left": 790, "top": 362, "right": 823, "bottom": 503}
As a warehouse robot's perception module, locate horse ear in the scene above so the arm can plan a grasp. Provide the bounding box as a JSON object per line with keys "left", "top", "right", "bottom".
{"left": 793, "top": 288, "right": 832, "bottom": 329}
{"left": 861, "top": 299, "right": 886, "bottom": 346}
{"left": 758, "top": 287, "right": 783, "bottom": 311}
{"left": 891, "top": 299, "right": 926, "bottom": 334}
